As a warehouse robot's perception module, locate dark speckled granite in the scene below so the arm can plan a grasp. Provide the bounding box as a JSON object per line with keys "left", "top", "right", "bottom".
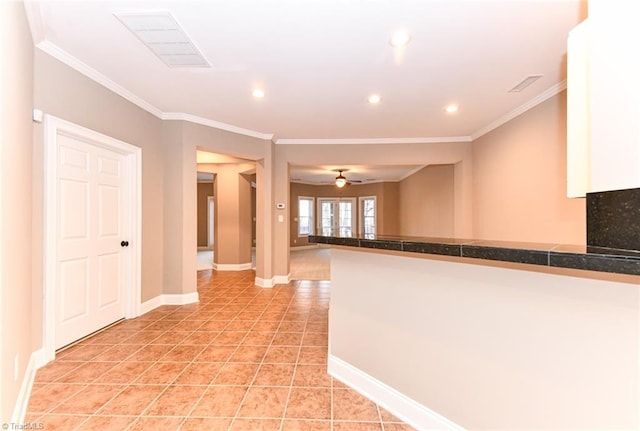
{"left": 308, "top": 235, "right": 640, "bottom": 276}
{"left": 461, "top": 245, "right": 549, "bottom": 266}
{"left": 587, "top": 187, "right": 640, "bottom": 251}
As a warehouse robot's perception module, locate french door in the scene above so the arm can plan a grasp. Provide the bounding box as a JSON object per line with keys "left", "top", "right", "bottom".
{"left": 317, "top": 198, "right": 356, "bottom": 237}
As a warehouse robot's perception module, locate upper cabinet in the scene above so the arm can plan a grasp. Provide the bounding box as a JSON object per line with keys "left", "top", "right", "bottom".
{"left": 566, "top": 19, "right": 590, "bottom": 198}
{"left": 568, "top": 0, "right": 640, "bottom": 196}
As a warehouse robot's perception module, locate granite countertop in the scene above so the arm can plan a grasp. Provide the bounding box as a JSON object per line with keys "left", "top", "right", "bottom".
{"left": 308, "top": 234, "right": 640, "bottom": 276}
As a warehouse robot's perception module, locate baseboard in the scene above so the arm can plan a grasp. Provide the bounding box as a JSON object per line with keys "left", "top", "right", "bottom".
{"left": 254, "top": 277, "right": 274, "bottom": 288}
{"left": 213, "top": 262, "right": 253, "bottom": 271}
{"left": 140, "top": 295, "right": 164, "bottom": 315}
{"left": 12, "top": 348, "right": 45, "bottom": 425}
{"left": 274, "top": 274, "right": 291, "bottom": 285}
{"left": 140, "top": 292, "right": 199, "bottom": 315}
{"left": 254, "top": 274, "right": 290, "bottom": 288}
{"left": 328, "top": 355, "right": 465, "bottom": 431}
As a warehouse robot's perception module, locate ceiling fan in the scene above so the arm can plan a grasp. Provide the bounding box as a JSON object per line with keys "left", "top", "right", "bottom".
{"left": 334, "top": 169, "right": 362, "bottom": 188}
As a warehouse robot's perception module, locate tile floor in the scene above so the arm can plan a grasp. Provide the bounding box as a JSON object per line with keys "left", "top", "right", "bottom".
{"left": 26, "top": 270, "right": 415, "bottom": 430}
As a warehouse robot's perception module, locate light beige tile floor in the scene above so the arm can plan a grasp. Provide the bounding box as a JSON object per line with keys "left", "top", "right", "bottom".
{"left": 25, "top": 270, "right": 415, "bottom": 430}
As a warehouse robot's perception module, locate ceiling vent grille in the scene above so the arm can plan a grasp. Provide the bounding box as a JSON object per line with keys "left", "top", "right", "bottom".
{"left": 509, "top": 74, "right": 543, "bottom": 93}
{"left": 114, "top": 11, "right": 210, "bottom": 68}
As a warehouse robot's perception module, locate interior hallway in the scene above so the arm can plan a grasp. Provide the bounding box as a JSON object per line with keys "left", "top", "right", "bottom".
{"left": 25, "top": 270, "right": 413, "bottom": 430}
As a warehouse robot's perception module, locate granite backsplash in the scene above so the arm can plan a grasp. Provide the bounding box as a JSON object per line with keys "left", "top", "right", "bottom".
{"left": 587, "top": 187, "right": 640, "bottom": 251}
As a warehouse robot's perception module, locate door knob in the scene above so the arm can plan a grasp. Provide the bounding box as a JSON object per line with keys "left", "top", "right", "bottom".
{"left": 120, "top": 240, "right": 129, "bottom": 247}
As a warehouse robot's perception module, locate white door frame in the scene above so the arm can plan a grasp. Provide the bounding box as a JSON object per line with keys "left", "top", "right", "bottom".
{"left": 43, "top": 115, "right": 142, "bottom": 363}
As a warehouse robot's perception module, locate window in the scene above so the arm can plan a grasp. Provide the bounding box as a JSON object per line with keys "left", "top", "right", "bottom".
{"left": 318, "top": 198, "right": 356, "bottom": 237}
{"left": 359, "top": 196, "right": 376, "bottom": 238}
{"left": 298, "top": 197, "right": 314, "bottom": 236}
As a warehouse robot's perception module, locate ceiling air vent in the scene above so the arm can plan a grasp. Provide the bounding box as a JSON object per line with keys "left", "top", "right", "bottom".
{"left": 114, "top": 11, "right": 210, "bottom": 68}
{"left": 508, "top": 74, "right": 543, "bottom": 93}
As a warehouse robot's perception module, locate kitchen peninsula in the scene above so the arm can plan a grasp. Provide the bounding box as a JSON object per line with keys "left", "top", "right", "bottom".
{"left": 309, "top": 234, "right": 640, "bottom": 430}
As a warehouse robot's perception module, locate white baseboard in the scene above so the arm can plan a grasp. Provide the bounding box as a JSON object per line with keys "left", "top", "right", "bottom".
{"left": 274, "top": 274, "right": 291, "bottom": 285}
{"left": 12, "top": 348, "right": 46, "bottom": 425}
{"left": 254, "top": 273, "right": 291, "bottom": 288}
{"left": 140, "top": 292, "right": 199, "bottom": 315}
{"left": 213, "top": 262, "right": 253, "bottom": 271}
{"left": 254, "top": 277, "right": 274, "bottom": 288}
{"left": 328, "top": 355, "right": 465, "bottom": 431}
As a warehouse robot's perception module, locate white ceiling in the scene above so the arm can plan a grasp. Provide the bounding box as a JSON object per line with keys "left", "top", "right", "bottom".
{"left": 28, "top": 0, "right": 587, "bottom": 143}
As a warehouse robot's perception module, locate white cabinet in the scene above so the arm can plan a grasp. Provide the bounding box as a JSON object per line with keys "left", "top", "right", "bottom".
{"left": 566, "top": 19, "right": 590, "bottom": 198}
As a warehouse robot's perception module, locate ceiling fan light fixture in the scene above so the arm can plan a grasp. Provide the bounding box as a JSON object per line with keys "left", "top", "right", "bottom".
{"left": 390, "top": 30, "right": 411, "bottom": 48}
{"left": 335, "top": 171, "right": 347, "bottom": 188}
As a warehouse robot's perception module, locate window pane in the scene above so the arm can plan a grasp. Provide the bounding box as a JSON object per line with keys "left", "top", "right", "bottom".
{"left": 298, "top": 198, "right": 313, "bottom": 236}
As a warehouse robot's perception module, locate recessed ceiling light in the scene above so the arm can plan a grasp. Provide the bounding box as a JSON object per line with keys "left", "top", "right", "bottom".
{"left": 253, "top": 89, "right": 265, "bottom": 98}
{"left": 389, "top": 30, "right": 411, "bottom": 48}
{"left": 368, "top": 94, "right": 381, "bottom": 104}
{"left": 445, "top": 104, "right": 458, "bottom": 113}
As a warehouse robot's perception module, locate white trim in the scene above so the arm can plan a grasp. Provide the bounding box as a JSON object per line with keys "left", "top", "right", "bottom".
{"left": 162, "top": 112, "right": 273, "bottom": 140}
{"left": 11, "top": 349, "right": 46, "bottom": 425}
{"left": 328, "top": 355, "right": 465, "bottom": 431}
{"left": 36, "top": 41, "right": 164, "bottom": 118}
{"left": 273, "top": 274, "right": 291, "bottom": 285}
{"left": 43, "top": 115, "right": 142, "bottom": 363}
{"left": 254, "top": 273, "right": 291, "bottom": 288}
{"left": 140, "top": 295, "right": 164, "bottom": 315}
{"left": 213, "top": 262, "right": 253, "bottom": 271}
{"left": 276, "top": 136, "right": 472, "bottom": 145}
{"left": 34, "top": 39, "right": 274, "bottom": 141}
{"left": 23, "top": 1, "right": 45, "bottom": 45}
{"left": 140, "top": 292, "right": 200, "bottom": 314}
{"left": 254, "top": 277, "right": 275, "bottom": 288}
{"left": 29, "top": 37, "right": 564, "bottom": 146}
{"left": 470, "top": 81, "right": 567, "bottom": 140}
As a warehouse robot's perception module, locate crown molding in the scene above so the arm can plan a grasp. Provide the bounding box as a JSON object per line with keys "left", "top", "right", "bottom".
{"left": 36, "top": 40, "right": 165, "bottom": 118}
{"left": 30, "top": 32, "right": 564, "bottom": 145}
{"left": 34, "top": 39, "right": 274, "bottom": 141}
{"left": 275, "top": 136, "right": 472, "bottom": 145}
{"left": 470, "top": 80, "right": 567, "bottom": 141}
{"left": 161, "top": 112, "right": 273, "bottom": 140}
{"left": 23, "top": 1, "right": 45, "bottom": 45}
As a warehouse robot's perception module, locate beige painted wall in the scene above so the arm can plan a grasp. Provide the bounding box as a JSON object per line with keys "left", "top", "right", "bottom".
{"left": 274, "top": 142, "right": 473, "bottom": 276}
{"left": 1, "top": 2, "right": 33, "bottom": 422}
{"left": 182, "top": 122, "right": 271, "bottom": 281}
{"left": 331, "top": 248, "right": 640, "bottom": 430}
{"left": 199, "top": 163, "right": 255, "bottom": 265}
{"left": 399, "top": 164, "right": 455, "bottom": 237}
{"left": 472, "top": 91, "right": 586, "bottom": 244}
{"left": 289, "top": 182, "right": 400, "bottom": 246}
{"left": 197, "top": 182, "right": 213, "bottom": 247}
{"left": 33, "top": 49, "right": 165, "bottom": 307}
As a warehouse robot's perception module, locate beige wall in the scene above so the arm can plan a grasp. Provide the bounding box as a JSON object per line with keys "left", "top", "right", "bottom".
{"left": 331, "top": 248, "right": 640, "bottom": 430}
{"left": 33, "top": 50, "right": 165, "bottom": 304}
{"left": 472, "top": 91, "right": 586, "bottom": 244}
{"left": 399, "top": 164, "right": 455, "bottom": 237}
{"left": 289, "top": 182, "right": 401, "bottom": 246}
{"left": 275, "top": 142, "right": 473, "bottom": 275}
{"left": 182, "top": 122, "right": 271, "bottom": 281}
{"left": 1, "top": 2, "right": 33, "bottom": 422}
{"left": 199, "top": 163, "right": 255, "bottom": 265}
{"left": 197, "top": 182, "right": 213, "bottom": 247}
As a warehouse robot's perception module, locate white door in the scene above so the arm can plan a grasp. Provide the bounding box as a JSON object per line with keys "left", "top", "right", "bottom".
{"left": 55, "top": 133, "right": 128, "bottom": 349}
